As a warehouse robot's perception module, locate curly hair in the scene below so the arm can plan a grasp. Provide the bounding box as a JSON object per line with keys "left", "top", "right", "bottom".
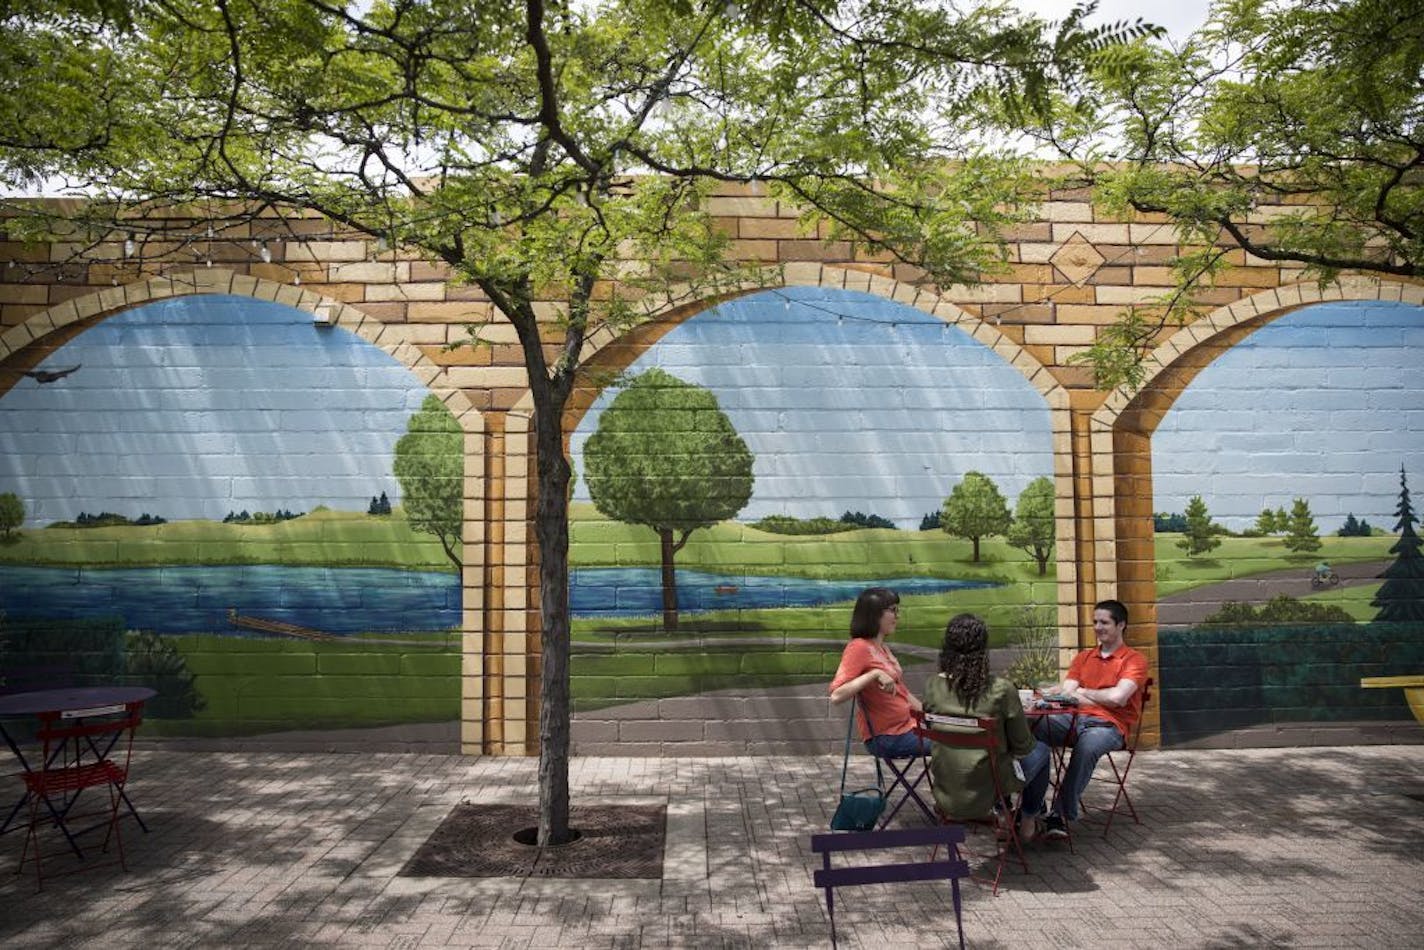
{"left": 939, "top": 612, "right": 991, "bottom": 708}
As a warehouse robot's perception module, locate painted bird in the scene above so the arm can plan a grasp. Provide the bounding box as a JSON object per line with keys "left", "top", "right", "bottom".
{"left": 2, "top": 364, "right": 81, "bottom": 383}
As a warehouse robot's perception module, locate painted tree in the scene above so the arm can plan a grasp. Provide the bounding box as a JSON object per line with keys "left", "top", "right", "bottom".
{"left": 1175, "top": 494, "right": 1221, "bottom": 557}
{"left": 583, "top": 369, "right": 753, "bottom": 632}
{"left": 1006, "top": 475, "right": 1055, "bottom": 575}
{"left": 1284, "top": 497, "right": 1322, "bottom": 554}
{"left": 0, "top": 492, "right": 22, "bottom": 538}
{"left": 393, "top": 395, "right": 462, "bottom": 571}
{"left": 941, "top": 471, "right": 1011, "bottom": 563}
{"left": 0, "top": 0, "right": 1141, "bottom": 847}
{"left": 1372, "top": 467, "right": 1424, "bottom": 622}
{"left": 1033, "top": 0, "right": 1424, "bottom": 388}
{"left": 1254, "top": 508, "right": 1278, "bottom": 536}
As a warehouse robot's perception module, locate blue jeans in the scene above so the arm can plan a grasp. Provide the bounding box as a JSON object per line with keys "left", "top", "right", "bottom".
{"left": 1020, "top": 714, "right": 1124, "bottom": 821}
{"left": 865, "top": 730, "right": 931, "bottom": 758}
{"left": 1016, "top": 739, "right": 1052, "bottom": 812}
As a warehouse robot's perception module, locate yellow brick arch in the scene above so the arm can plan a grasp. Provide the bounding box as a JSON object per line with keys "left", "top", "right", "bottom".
{"left": 1082, "top": 277, "right": 1424, "bottom": 746}
{"left": 489, "top": 266, "right": 1080, "bottom": 754}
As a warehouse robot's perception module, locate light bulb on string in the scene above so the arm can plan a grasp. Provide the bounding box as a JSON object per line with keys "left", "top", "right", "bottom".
{"left": 123, "top": 234, "right": 135, "bottom": 258}
{"left": 259, "top": 242, "right": 271, "bottom": 264}
{"left": 293, "top": 274, "right": 301, "bottom": 286}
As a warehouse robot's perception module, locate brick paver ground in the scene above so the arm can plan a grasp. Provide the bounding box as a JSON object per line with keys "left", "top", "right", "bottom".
{"left": 2, "top": 745, "right": 1421, "bottom": 948}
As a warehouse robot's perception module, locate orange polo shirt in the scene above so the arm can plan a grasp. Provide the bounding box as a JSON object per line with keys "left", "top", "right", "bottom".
{"left": 1067, "top": 644, "right": 1148, "bottom": 738}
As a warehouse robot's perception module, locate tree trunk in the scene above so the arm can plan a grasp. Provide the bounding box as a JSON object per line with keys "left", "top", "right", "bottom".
{"left": 532, "top": 395, "right": 574, "bottom": 846}
{"left": 972, "top": 536, "right": 981, "bottom": 562}
{"left": 658, "top": 526, "right": 679, "bottom": 631}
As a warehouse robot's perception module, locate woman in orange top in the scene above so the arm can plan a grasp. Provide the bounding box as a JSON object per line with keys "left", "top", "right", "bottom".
{"left": 829, "top": 587, "right": 929, "bottom": 758}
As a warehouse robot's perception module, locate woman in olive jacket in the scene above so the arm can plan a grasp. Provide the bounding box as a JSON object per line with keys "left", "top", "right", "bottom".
{"left": 921, "top": 613, "right": 1051, "bottom": 836}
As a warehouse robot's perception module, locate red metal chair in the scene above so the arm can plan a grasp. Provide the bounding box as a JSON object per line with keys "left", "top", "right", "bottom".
{"left": 1096, "top": 676, "right": 1153, "bottom": 838}
{"left": 18, "top": 698, "right": 144, "bottom": 889}
{"left": 914, "top": 714, "right": 1029, "bottom": 895}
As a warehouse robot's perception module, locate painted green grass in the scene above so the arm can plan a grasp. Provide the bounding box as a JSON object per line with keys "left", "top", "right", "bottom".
{"left": 570, "top": 502, "right": 1043, "bottom": 580}
{"left": 142, "top": 633, "right": 461, "bottom": 736}
{"left": 145, "top": 633, "right": 873, "bottom": 729}
{"left": 0, "top": 508, "right": 453, "bottom": 571}
{"left": 1154, "top": 534, "right": 1394, "bottom": 596}
{"left": 1302, "top": 582, "right": 1385, "bottom": 622}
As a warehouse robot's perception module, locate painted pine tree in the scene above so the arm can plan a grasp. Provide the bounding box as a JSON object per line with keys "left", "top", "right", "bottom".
{"left": 1372, "top": 467, "right": 1424, "bottom": 622}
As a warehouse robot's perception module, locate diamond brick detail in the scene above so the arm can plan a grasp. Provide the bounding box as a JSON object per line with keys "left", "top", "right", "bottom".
{"left": 1051, "top": 231, "right": 1106, "bottom": 284}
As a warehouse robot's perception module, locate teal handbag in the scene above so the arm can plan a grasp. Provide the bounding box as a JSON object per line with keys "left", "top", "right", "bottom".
{"left": 829, "top": 700, "right": 886, "bottom": 831}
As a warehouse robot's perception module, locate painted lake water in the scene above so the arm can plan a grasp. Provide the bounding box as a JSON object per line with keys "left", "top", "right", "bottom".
{"left": 0, "top": 565, "right": 996, "bottom": 634}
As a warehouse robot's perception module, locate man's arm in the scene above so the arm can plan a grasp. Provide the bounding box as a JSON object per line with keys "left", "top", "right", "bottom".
{"left": 1073, "top": 677, "right": 1138, "bottom": 708}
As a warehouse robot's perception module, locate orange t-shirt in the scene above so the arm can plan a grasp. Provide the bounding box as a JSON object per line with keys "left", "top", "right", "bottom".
{"left": 1067, "top": 644, "right": 1148, "bottom": 737}
{"left": 830, "top": 637, "right": 916, "bottom": 741}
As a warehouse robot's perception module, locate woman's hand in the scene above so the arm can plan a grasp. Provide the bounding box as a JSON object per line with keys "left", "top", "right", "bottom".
{"left": 871, "top": 669, "right": 896, "bottom": 694}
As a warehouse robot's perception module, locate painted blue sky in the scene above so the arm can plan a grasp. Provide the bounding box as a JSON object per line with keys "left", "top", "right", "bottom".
{"left": 0, "top": 295, "right": 429, "bottom": 525}
{"left": 1153, "top": 301, "right": 1424, "bottom": 530}
{"left": 571, "top": 287, "right": 1056, "bottom": 529}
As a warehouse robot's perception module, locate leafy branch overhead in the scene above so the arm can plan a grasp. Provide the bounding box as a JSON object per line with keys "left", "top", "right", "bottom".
{"left": 1033, "top": 0, "right": 1424, "bottom": 390}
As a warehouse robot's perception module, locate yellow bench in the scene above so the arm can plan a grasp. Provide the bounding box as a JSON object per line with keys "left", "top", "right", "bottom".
{"left": 1360, "top": 675, "right": 1424, "bottom": 725}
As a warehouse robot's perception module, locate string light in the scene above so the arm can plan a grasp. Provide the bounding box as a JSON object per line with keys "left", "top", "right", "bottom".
{"left": 259, "top": 242, "right": 272, "bottom": 264}
{"left": 293, "top": 274, "right": 301, "bottom": 285}
{"left": 123, "top": 234, "right": 135, "bottom": 258}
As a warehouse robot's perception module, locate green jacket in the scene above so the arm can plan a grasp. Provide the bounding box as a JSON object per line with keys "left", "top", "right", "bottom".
{"left": 921, "top": 674, "right": 1037, "bottom": 820}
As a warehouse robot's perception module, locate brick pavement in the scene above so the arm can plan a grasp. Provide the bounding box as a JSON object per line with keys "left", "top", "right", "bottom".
{"left": 2, "top": 745, "right": 1421, "bottom": 948}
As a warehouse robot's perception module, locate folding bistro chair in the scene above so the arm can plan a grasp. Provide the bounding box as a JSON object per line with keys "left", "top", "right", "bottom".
{"left": 811, "top": 825, "right": 971, "bottom": 950}
{"left": 914, "top": 714, "right": 1029, "bottom": 895}
{"left": 857, "top": 699, "right": 935, "bottom": 829}
{"left": 18, "top": 698, "right": 144, "bottom": 890}
{"left": 1095, "top": 676, "right": 1153, "bottom": 838}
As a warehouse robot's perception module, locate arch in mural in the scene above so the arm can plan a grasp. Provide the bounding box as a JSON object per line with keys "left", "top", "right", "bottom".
{"left": 494, "top": 266, "right": 1078, "bottom": 752}
{"left": 1086, "top": 277, "right": 1424, "bottom": 744}
{"left": 0, "top": 269, "right": 491, "bottom": 747}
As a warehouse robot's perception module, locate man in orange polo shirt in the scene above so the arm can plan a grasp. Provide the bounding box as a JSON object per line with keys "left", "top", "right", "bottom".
{"left": 1019, "top": 598, "right": 1148, "bottom": 839}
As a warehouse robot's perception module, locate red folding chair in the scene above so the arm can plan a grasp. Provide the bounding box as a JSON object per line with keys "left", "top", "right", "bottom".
{"left": 914, "top": 714, "right": 1028, "bottom": 895}
{"left": 18, "top": 698, "right": 144, "bottom": 890}
{"left": 1096, "top": 676, "right": 1153, "bottom": 839}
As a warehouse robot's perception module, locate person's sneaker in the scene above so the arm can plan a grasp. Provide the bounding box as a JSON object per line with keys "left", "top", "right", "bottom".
{"left": 1044, "top": 815, "right": 1069, "bottom": 840}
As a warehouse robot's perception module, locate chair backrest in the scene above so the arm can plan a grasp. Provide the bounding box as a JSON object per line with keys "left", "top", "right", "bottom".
{"left": 916, "top": 715, "right": 1001, "bottom": 752}
{"left": 35, "top": 700, "right": 145, "bottom": 777}
{"left": 1126, "top": 677, "right": 1155, "bottom": 750}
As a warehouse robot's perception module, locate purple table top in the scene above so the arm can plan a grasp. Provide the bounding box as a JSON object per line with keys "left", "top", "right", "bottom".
{"left": 0, "top": 686, "right": 156, "bottom": 717}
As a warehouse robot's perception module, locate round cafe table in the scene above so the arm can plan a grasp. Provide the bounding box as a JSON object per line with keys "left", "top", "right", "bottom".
{"left": 0, "top": 685, "right": 156, "bottom": 842}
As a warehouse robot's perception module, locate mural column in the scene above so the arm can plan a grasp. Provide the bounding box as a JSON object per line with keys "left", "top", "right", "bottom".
{"left": 463, "top": 406, "right": 536, "bottom": 755}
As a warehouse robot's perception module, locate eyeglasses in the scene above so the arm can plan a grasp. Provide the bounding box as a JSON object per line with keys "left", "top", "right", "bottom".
{"left": 886, "top": 605, "right": 900, "bottom": 614}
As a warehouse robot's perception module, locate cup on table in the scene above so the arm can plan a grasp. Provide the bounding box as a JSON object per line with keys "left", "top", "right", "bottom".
{"left": 1017, "top": 688, "right": 1034, "bottom": 708}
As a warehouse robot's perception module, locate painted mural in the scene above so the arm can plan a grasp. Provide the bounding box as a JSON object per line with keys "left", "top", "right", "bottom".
{"left": 1150, "top": 301, "right": 1424, "bottom": 744}
{"left": 0, "top": 295, "right": 461, "bottom": 736}
{"left": 565, "top": 287, "right": 1058, "bottom": 719}
{"left": 0, "top": 286, "right": 1063, "bottom": 742}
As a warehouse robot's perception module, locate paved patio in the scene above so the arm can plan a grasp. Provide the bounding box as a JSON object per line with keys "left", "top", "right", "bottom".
{"left": 2, "top": 744, "right": 1422, "bottom": 948}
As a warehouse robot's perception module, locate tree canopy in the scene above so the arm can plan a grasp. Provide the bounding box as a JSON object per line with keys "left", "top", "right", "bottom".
{"left": 1373, "top": 467, "right": 1424, "bottom": 622}
{"left": 583, "top": 368, "right": 752, "bottom": 631}
{"left": 1035, "top": 0, "right": 1424, "bottom": 388}
{"left": 393, "top": 394, "right": 463, "bottom": 570}
{"left": 1006, "top": 475, "right": 1055, "bottom": 574}
{"left": 1175, "top": 494, "right": 1221, "bottom": 557}
{"left": 941, "top": 470, "right": 1011, "bottom": 562}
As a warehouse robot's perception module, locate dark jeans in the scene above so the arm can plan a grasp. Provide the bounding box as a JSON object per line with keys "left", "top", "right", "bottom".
{"left": 1020, "top": 714, "right": 1124, "bottom": 821}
